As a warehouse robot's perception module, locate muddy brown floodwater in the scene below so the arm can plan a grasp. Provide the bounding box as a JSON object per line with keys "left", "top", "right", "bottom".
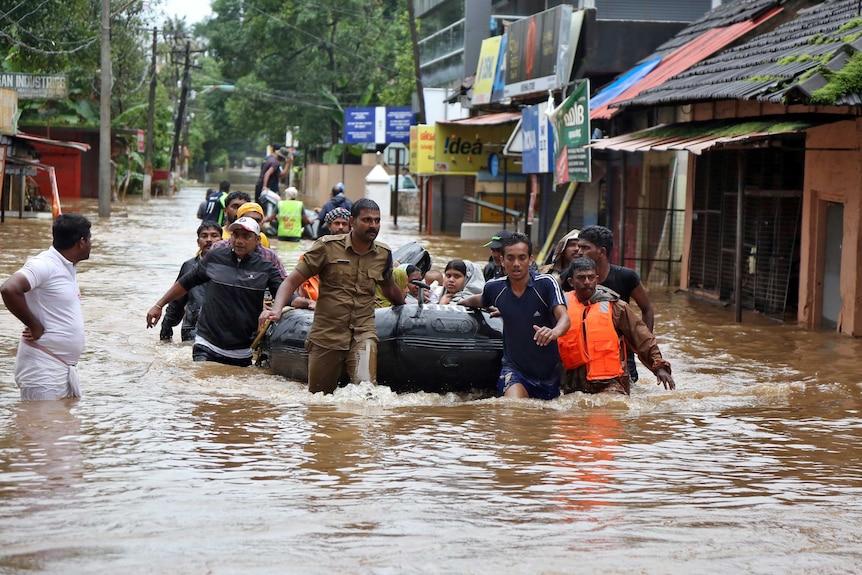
{"left": 1, "top": 185, "right": 861, "bottom": 574}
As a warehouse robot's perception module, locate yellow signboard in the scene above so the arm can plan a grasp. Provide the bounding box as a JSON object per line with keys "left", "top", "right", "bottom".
{"left": 0, "top": 88, "right": 18, "bottom": 135}
{"left": 473, "top": 36, "right": 502, "bottom": 105}
{"left": 411, "top": 125, "right": 436, "bottom": 175}
{"left": 434, "top": 122, "right": 514, "bottom": 175}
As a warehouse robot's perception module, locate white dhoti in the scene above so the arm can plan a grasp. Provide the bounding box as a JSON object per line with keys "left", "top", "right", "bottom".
{"left": 14, "top": 340, "right": 81, "bottom": 401}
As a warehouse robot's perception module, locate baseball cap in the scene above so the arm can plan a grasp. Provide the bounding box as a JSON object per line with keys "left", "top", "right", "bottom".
{"left": 483, "top": 229, "right": 513, "bottom": 249}
{"left": 275, "top": 146, "right": 291, "bottom": 159}
{"left": 228, "top": 216, "right": 261, "bottom": 236}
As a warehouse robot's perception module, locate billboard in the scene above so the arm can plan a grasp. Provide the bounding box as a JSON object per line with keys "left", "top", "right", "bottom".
{"left": 434, "top": 122, "right": 516, "bottom": 175}
{"left": 473, "top": 37, "right": 503, "bottom": 105}
{"left": 410, "top": 125, "right": 436, "bottom": 175}
{"left": 549, "top": 80, "right": 590, "bottom": 184}
{"left": 504, "top": 6, "right": 584, "bottom": 99}
{"left": 0, "top": 73, "right": 67, "bottom": 100}
{"left": 521, "top": 102, "right": 554, "bottom": 175}
{"left": 344, "top": 106, "right": 413, "bottom": 144}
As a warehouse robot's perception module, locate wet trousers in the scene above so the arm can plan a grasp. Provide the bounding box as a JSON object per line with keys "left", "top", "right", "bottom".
{"left": 306, "top": 339, "right": 377, "bottom": 394}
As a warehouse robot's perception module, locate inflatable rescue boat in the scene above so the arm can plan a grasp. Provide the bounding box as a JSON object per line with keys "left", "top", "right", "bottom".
{"left": 264, "top": 302, "right": 503, "bottom": 394}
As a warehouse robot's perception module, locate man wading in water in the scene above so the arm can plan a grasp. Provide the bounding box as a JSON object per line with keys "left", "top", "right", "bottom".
{"left": 261, "top": 198, "right": 404, "bottom": 394}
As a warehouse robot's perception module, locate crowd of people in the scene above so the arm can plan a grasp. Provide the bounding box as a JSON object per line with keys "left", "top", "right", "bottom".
{"left": 1, "top": 163, "right": 676, "bottom": 401}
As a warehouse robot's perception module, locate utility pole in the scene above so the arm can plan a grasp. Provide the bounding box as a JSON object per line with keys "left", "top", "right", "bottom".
{"left": 143, "top": 26, "right": 157, "bottom": 202}
{"left": 169, "top": 41, "right": 191, "bottom": 195}
{"left": 407, "top": 0, "right": 426, "bottom": 124}
{"left": 98, "top": 0, "right": 111, "bottom": 217}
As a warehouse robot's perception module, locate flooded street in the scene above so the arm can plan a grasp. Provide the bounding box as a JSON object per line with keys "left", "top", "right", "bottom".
{"left": 1, "top": 185, "right": 862, "bottom": 574}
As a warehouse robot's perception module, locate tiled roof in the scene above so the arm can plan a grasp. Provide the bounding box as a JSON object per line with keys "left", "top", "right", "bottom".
{"left": 649, "top": 0, "right": 785, "bottom": 56}
{"left": 592, "top": 7, "right": 783, "bottom": 120}
{"left": 621, "top": 0, "right": 862, "bottom": 108}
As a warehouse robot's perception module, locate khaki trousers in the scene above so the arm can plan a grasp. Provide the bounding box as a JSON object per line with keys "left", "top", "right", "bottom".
{"left": 306, "top": 339, "right": 378, "bottom": 394}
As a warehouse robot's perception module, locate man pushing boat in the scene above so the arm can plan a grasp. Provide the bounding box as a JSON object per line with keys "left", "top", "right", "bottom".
{"left": 260, "top": 198, "right": 405, "bottom": 394}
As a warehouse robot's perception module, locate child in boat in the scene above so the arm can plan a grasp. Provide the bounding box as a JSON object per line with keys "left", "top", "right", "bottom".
{"left": 439, "top": 259, "right": 485, "bottom": 305}
{"left": 404, "top": 265, "right": 428, "bottom": 304}
{"left": 424, "top": 269, "right": 444, "bottom": 303}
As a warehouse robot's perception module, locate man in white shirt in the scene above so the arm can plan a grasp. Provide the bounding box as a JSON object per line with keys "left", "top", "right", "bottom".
{"left": 1, "top": 213, "right": 92, "bottom": 400}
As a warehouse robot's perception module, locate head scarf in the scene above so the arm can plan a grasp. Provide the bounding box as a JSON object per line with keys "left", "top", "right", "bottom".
{"left": 324, "top": 207, "right": 351, "bottom": 226}
{"left": 237, "top": 202, "right": 264, "bottom": 218}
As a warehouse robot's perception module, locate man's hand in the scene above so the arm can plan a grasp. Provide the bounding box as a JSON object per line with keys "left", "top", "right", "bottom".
{"left": 259, "top": 308, "right": 283, "bottom": 329}
{"left": 21, "top": 325, "right": 43, "bottom": 341}
{"left": 532, "top": 324, "right": 559, "bottom": 346}
{"left": 655, "top": 367, "right": 676, "bottom": 390}
{"left": 146, "top": 305, "right": 162, "bottom": 329}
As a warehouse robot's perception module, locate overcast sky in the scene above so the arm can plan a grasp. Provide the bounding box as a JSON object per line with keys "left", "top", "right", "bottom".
{"left": 159, "top": 0, "right": 212, "bottom": 24}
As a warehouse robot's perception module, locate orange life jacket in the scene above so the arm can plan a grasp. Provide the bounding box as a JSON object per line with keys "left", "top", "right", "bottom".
{"left": 558, "top": 291, "right": 625, "bottom": 380}
{"left": 296, "top": 253, "right": 320, "bottom": 301}
{"left": 301, "top": 275, "right": 319, "bottom": 301}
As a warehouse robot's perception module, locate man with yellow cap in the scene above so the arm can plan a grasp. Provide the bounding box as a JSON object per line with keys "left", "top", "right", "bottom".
{"left": 228, "top": 202, "right": 271, "bottom": 248}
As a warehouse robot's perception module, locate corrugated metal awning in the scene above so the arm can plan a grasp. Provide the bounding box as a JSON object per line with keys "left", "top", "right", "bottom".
{"left": 436, "top": 111, "right": 521, "bottom": 126}
{"left": 588, "top": 117, "right": 839, "bottom": 155}
{"left": 12, "top": 132, "right": 90, "bottom": 152}
{"left": 590, "top": 5, "right": 783, "bottom": 121}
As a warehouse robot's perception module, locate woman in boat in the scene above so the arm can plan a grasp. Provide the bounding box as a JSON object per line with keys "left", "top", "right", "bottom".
{"left": 439, "top": 259, "right": 485, "bottom": 305}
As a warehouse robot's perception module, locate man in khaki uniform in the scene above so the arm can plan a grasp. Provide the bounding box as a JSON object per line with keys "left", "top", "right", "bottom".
{"left": 262, "top": 198, "right": 405, "bottom": 393}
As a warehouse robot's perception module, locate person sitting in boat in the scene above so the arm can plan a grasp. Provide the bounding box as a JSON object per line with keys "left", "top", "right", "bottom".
{"left": 404, "top": 265, "right": 428, "bottom": 304}
{"left": 439, "top": 259, "right": 485, "bottom": 305}
{"left": 374, "top": 267, "right": 408, "bottom": 308}
{"left": 557, "top": 257, "right": 675, "bottom": 395}
{"left": 424, "top": 269, "right": 444, "bottom": 303}
{"left": 482, "top": 230, "right": 512, "bottom": 281}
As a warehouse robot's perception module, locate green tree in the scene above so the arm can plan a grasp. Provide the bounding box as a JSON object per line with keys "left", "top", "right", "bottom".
{"left": 198, "top": 0, "right": 414, "bottom": 161}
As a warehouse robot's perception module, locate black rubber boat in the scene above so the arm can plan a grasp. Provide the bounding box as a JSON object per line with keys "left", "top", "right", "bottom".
{"left": 263, "top": 301, "right": 503, "bottom": 394}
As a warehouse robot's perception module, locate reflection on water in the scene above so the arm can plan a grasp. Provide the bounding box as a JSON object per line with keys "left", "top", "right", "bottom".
{"left": 1, "top": 187, "right": 862, "bottom": 572}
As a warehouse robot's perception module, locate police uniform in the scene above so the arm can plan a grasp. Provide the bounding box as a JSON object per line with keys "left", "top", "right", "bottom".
{"left": 295, "top": 232, "right": 394, "bottom": 393}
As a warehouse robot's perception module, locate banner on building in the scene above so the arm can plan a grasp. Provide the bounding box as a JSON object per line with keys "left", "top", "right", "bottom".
{"left": 0, "top": 73, "right": 67, "bottom": 100}
{"left": 521, "top": 102, "right": 554, "bottom": 174}
{"left": 490, "top": 34, "right": 508, "bottom": 103}
{"left": 504, "top": 6, "right": 584, "bottom": 99}
{"left": 473, "top": 37, "right": 503, "bottom": 105}
{"left": 410, "top": 125, "right": 436, "bottom": 175}
{"left": 549, "top": 80, "right": 590, "bottom": 184}
{"left": 0, "top": 88, "right": 17, "bottom": 135}
{"left": 434, "top": 121, "right": 516, "bottom": 175}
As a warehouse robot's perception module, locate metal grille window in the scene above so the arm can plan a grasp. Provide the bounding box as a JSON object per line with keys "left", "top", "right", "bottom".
{"left": 688, "top": 146, "right": 803, "bottom": 320}
{"left": 622, "top": 162, "right": 685, "bottom": 288}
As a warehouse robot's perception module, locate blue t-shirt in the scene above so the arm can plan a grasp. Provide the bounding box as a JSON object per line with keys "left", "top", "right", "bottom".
{"left": 481, "top": 270, "right": 567, "bottom": 381}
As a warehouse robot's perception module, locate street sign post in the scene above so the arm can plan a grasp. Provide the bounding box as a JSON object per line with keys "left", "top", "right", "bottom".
{"left": 383, "top": 143, "right": 407, "bottom": 167}
{"left": 383, "top": 143, "right": 408, "bottom": 227}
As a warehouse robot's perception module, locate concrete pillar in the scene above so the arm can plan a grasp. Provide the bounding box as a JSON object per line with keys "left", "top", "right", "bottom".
{"left": 365, "top": 164, "right": 390, "bottom": 216}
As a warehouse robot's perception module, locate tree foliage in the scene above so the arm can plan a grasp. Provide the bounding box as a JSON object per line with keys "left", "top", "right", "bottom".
{"left": 198, "top": 0, "right": 415, "bottom": 162}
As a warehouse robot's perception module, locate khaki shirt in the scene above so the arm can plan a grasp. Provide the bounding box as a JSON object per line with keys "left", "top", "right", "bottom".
{"left": 295, "top": 232, "right": 393, "bottom": 350}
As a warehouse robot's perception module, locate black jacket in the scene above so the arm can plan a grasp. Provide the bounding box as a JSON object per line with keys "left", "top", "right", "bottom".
{"left": 161, "top": 255, "right": 205, "bottom": 341}
{"left": 179, "top": 246, "right": 283, "bottom": 351}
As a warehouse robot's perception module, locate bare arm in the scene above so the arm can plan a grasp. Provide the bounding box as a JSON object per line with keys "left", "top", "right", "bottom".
{"left": 533, "top": 303, "right": 570, "bottom": 346}
{"left": 1, "top": 272, "right": 43, "bottom": 339}
{"left": 630, "top": 284, "right": 654, "bottom": 332}
{"left": 380, "top": 277, "right": 406, "bottom": 306}
{"left": 457, "top": 294, "right": 483, "bottom": 308}
{"left": 261, "top": 269, "right": 307, "bottom": 324}
{"left": 146, "top": 282, "right": 189, "bottom": 328}
{"left": 262, "top": 166, "right": 276, "bottom": 190}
